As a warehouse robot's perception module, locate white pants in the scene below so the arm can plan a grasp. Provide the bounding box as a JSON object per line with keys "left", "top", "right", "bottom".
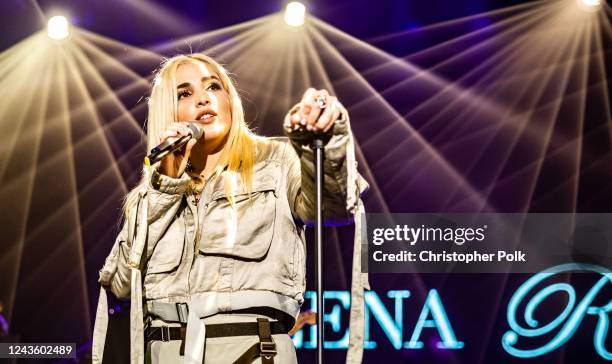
{"left": 146, "top": 313, "right": 298, "bottom": 364}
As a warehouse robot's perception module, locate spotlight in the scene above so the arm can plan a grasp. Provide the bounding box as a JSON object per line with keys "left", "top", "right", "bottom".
{"left": 284, "top": 2, "right": 306, "bottom": 27}
{"left": 577, "top": 0, "right": 601, "bottom": 11}
{"left": 47, "top": 15, "right": 70, "bottom": 40}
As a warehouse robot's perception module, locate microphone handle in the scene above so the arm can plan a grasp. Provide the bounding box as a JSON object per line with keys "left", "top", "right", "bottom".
{"left": 144, "top": 134, "right": 192, "bottom": 166}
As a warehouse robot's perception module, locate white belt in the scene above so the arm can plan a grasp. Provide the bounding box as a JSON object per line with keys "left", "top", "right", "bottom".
{"left": 147, "top": 301, "right": 190, "bottom": 323}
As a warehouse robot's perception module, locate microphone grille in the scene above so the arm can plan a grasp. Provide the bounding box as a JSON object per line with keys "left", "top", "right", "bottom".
{"left": 187, "top": 122, "right": 205, "bottom": 140}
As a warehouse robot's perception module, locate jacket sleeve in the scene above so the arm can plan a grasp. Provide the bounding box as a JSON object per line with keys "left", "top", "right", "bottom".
{"left": 98, "top": 170, "right": 191, "bottom": 299}
{"left": 283, "top": 104, "right": 369, "bottom": 225}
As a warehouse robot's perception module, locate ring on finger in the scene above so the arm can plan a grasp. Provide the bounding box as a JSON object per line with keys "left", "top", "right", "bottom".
{"left": 315, "top": 94, "right": 327, "bottom": 109}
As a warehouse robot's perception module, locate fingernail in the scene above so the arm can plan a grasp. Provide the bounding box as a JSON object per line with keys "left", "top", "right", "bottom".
{"left": 300, "top": 118, "right": 306, "bottom": 126}
{"left": 306, "top": 125, "right": 312, "bottom": 131}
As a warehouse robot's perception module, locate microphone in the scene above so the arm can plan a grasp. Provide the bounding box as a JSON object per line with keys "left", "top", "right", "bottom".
{"left": 144, "top": 122, "right": 204, "bottom": 166}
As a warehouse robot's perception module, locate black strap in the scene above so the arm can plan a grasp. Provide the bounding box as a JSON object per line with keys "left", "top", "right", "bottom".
{"left": 147, "top": 318, "right": 286, "bottom": 362}
{"left": 206, "top": 320, "right": 288, "bottom": 338}
{"left": 233, "top": 318, "right": 277, "bottom": 364}
{"left": 145, "top": 325, "right": 187, "bottom": 355}
{"left": 179, "top": 326, "right": 187, "bottom": 355}
{"left": 147, "top": 321, "right": 288, "bottom": 340}
{"left": 232, "top": 307, "right": 296, "bottom": 330}
{"left": 146, "top": 326, "right": 184, "bottom": 342}
{"left": 257, "top": 318, "right": 276, "bottom": 364}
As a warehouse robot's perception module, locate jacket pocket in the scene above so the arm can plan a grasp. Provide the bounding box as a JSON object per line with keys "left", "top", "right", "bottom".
{"left": 199, "top": 176, "right": 277, "bottom": 260}
{"left": 146, "top": 218, "right": 185, "bottom": 274}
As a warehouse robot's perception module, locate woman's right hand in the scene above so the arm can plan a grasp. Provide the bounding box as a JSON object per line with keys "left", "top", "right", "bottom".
{"left": 157, "top": 122, "right": 198, "bottom": 178}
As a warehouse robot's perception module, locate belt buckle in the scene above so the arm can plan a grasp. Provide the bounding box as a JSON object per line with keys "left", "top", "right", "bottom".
{"left": 161, "top": 326, "right": 170, "bottom": 342}
{"left": 175, "top": 302, "right": 189, "bottom": 324}
{"left": 260, "top": 341, "right": 277, "bottom": 355}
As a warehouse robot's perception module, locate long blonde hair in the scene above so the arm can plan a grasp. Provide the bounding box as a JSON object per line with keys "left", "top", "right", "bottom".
{"left": 124, "top": 53, "right": 266, "bottom": 213}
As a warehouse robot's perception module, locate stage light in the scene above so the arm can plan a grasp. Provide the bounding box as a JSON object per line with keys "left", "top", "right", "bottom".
{"left": 577, "top": 0, "right": 601, "bottom": 11}
{"left": 580, "top": 0, "right": 600, "bottom": 6}
{"left": 47, "top": 15, "right": 70, "bottom": 40}
{"left": 284, "top": 2, "right": 306, "bottom": 27}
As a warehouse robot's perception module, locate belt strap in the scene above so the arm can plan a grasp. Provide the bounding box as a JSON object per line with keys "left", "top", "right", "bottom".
{"left": 146, "top": 319, "right": 287, "bottom": 360}
{"left": 233, "top": 318, "right": 277, "bottom": 364}
{"left": 206, "top": 320, "right": 288, "bottom": 338}
{"left": 146, "top": 326, "right": 183, "bottom": 342}
{"left": 145, "top": 325, "right": 187, "bottom": 355}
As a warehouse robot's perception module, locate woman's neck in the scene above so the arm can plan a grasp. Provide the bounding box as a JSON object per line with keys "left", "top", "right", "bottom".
{"left": 189, "top": 142, "right": 224, "bottom": 179}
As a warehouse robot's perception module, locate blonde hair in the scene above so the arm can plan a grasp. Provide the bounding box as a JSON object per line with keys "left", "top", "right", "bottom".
{"left": 124, "top": 53, "right": 267, "bottom": 213}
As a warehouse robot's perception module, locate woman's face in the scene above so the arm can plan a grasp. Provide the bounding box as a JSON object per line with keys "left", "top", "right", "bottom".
{"left": 175, "top": 61, "right": 232, "bottom": 151}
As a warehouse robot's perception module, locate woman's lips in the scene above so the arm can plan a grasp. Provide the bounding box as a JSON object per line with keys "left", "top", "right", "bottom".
{"left": 197, "top": 114, "right": 216, "bottom": 124}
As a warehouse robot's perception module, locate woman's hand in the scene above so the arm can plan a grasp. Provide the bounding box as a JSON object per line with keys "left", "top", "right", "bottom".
{"left": 157, "top": 122, "right": 198, "bottom": 178}
{"left": 288, "top": 88, "right": 343, "bottom": 133}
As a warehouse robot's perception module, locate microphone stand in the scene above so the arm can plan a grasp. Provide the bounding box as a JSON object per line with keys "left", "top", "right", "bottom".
{"left": 312, "top": 136, "right": 325, "bottom": 364}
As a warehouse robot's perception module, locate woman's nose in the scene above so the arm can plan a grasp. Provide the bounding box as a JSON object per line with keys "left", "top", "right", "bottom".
{"left": 197, "top": 92, "right": 210, "bottom": 106}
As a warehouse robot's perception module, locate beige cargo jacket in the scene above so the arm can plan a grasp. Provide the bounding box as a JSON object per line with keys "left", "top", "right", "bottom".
{"left": 92, "top": 107, "right": 370, "bottom": 364}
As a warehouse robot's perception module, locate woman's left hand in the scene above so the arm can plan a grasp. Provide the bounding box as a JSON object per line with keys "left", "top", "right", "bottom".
{"left": 289, "top": 88, "right": 343, "bottom": 133}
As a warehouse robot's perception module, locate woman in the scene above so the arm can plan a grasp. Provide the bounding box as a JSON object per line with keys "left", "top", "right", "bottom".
{"left": 92, "top": 53, "right": 368, "bottom": 364}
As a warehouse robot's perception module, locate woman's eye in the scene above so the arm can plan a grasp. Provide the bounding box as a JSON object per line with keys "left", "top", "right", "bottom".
{"left": 178, "top": 90, "right": 191, "bottom": 100}
{"left": 206, "top": 82, "right": 222, "bottom": 91}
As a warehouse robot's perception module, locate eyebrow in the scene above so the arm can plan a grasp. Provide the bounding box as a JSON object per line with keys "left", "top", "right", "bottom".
{"left": 176, "top": 76, "right": 221, "bottom": 89}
